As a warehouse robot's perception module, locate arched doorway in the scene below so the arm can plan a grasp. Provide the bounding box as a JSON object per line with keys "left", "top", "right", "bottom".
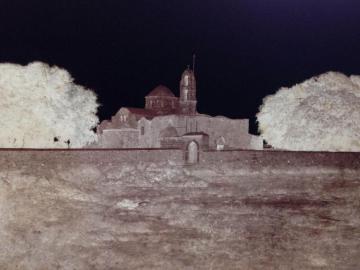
{"left": 187, "top": 141, "right": 199, "bottom": 164}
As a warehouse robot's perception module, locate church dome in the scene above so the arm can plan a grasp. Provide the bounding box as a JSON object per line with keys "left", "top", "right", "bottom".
{"left": 146, "top": 85, "right": 175, "bottom": 97}
{"left": 160, "top": 126, "right": 179, "bottom": 137}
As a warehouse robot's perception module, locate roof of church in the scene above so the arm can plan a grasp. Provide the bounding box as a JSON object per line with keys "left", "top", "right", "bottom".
{"left": 118, "top": 107, "right": 157, "bottom": 119}
{"left": 146, "top": 85, "right": 175, "bottom": 97}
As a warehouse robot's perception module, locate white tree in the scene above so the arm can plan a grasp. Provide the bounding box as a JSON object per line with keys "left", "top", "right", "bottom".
{"left": 0, "top": 62, "right": 99, "bottom": 148}
{"left": 257, "top": 72, "right": 360, "bottom": 152}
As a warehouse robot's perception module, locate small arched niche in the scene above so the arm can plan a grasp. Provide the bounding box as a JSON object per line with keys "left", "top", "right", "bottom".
{"left": 216, "top": 136, "right": 226, "bottom": 151}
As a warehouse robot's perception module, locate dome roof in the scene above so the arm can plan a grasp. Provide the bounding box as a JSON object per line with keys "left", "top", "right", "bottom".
{"left": 160, "top": 126, "right": 179, "bottom": 138}
{"left": 146, "top": 85, "right": 175, "bottom": 97}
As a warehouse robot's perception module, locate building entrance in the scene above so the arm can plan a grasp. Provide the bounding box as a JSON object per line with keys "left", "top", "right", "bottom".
{"left": 187, "top": 141, "right": 199, "bottom": 164}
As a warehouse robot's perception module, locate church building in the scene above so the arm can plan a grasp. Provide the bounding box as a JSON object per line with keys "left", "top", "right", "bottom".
{"left": 95, "top": 67, "right": 262, "bottom": 152}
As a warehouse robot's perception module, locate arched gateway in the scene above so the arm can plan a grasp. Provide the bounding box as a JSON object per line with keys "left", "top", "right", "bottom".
{"left": 186, "top": 141, "right": 199, "bottom": 164}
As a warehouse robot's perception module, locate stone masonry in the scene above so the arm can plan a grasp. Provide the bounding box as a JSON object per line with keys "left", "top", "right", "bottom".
{"left": 96, "top": 67, "right": 263, "bottom": 153}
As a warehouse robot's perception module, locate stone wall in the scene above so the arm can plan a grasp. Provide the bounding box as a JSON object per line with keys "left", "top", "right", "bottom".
{"left": 250, "top": 134, "right": 264, "bottom": 150}
{"left": 0, "top": 148, "right": 359, "bottom": 171}
{"left": 138, "top": 114, "right": 259, "bottom": 149}
{"left": 98, "top": 129, "right": 139, "bottom": 148}
{"left": 2, "top": 148, "right": 357, "bottom": 170}
{"left": 98, "top": 113, "right": 262, "bottom": 150}
{"left": 0, "top": 148, "right": 184, "bottom": 166}
{"left": 195, "top": 115, "right": 252, "bottom": 149}
{"left": 200, "top": 149, "right": 360, "bottom": 170}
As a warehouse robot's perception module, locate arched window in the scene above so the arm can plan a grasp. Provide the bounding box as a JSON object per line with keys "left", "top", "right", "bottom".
{"left": 184, "top": 75, "right": 189, "bottom": 86}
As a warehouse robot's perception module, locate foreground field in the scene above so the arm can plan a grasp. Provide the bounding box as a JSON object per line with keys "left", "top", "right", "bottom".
{"left": 0, "top": 157, "right": 359, "bottom": 269}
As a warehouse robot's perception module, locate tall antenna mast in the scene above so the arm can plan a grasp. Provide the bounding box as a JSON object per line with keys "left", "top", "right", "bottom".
{"left": 192, "top": 53, "right": 196, "bottom": 74}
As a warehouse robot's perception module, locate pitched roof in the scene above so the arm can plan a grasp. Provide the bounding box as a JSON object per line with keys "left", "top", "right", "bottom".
{"left": 146, "top": 85, "right": 175, "bottom": 97}
{"left": 116, "top": 107, "right": 157, "bottom": 120}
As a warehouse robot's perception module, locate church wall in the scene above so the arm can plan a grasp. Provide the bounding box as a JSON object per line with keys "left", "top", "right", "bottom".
{"left": 145, "top": 96, "right": 178, "bottom": 114}
{"left": 138, "top": 115, "right": 183, "bottom": 148}
{"left": 194, "top": 116, "right": 253, "bottom": 149}
{"left": 250, "top": 135, "right": 264, "bottom": 150}
{"left": 98, "top": 129, "right": 139, "bottom": 148}
{"left": 97, "top": 120, "right": 111, "bottom": 134}
{"left": 182, "top": 134, "right": 209, "bottom": 150}
{"left": 137, "top": 115, "right": 260, "bottom": 150}
{"left": 138, "top": 118, "right": 157, "bottom": 148}
{"left": 160, "top": 137, "right": 185, "bottom": 149}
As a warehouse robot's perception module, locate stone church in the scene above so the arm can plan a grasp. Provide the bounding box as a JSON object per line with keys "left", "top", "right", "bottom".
{"left": 95, "top": 67, "right": 262, "bottom": 153}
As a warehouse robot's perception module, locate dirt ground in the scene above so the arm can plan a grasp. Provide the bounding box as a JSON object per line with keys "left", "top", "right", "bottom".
{"left": 0, "top": 160, "right": 359, "bottom": 269}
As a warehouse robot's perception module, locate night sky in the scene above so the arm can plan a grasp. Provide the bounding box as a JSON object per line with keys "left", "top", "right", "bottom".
{"left": 1, "top": 0, "right": 360, "bottom": 134}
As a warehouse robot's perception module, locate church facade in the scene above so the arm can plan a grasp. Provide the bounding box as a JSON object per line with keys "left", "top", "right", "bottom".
{"left": 95, "top": 68, "right": 262, "bottom": 151}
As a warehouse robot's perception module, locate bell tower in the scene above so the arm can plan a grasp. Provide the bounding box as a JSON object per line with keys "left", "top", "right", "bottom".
{"left": 179, "top": 67, "right": 197, "bottom": 115}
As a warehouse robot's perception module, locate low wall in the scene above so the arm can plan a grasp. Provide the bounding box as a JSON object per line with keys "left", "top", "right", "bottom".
{"left": 200, "top": 149, "right": 360, "bottom": 169}
{"left": 0, "top": 148, "right": 185, "bottom": 166}
{"left": 0, "top": 148, "right": 359, "bottom": 170}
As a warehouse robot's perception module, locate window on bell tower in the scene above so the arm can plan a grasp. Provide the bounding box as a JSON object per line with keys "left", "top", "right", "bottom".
{"left": 184, "top": 75, "right": 189, "bottom": 86}
{"left": 184, "top": 89, "right": 188, "bottom": 101}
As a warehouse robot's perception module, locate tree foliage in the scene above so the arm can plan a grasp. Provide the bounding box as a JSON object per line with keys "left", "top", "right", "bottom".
{"left": 0, "top": 62, "right": 99, "bottom": 148}
{"left": 257, "top": 72, "right": 360, "bottom": 151}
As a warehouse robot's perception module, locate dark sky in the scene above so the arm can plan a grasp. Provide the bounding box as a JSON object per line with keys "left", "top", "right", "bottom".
{"left": 1, "top": 0, "right": 360, "bottom": 133}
